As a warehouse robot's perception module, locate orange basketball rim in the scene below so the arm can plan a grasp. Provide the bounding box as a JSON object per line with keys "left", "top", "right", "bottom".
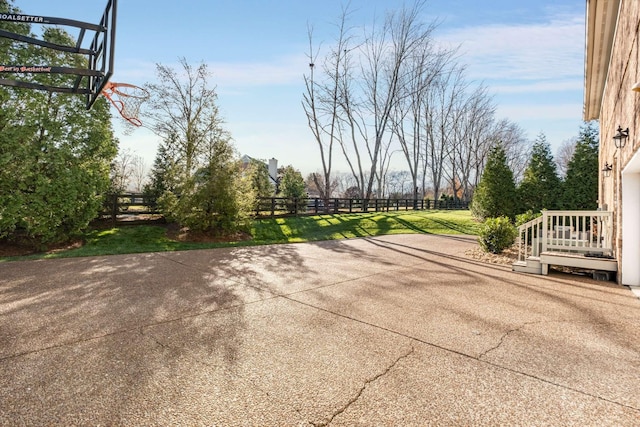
{"left": 102, "top": 82, "right": 150, "bottom": 127}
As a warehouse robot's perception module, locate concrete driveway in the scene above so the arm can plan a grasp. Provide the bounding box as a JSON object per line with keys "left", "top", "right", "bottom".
{"left": 1, "top": 234, "right": 639, "bottom": 426}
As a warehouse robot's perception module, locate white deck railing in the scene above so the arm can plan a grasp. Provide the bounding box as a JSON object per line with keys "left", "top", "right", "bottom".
{"left": 516, "top": 210, "right": 613, "bottom": 263}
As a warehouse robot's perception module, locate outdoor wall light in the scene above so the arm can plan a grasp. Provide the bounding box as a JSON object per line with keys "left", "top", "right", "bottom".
{"left": 602, "top": 162, "right": 612, "bottom": 178}
{"left": 633, "top": 81, "right": 640, "bottom": 92}
{"left": 613, "top": 125, "right": 629, "bottom": 148}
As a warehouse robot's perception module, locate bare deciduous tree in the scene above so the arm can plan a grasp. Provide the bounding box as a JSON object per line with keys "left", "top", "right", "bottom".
{"left": 305, "top": 1, "right": 532, "bottom": 202}
{"left": 360, "top": 1, "right": 434, "bottom": 199}
{"left": 111, "top": 148, "right": 136, "bottom": 192}
{"left": 145, "top": 58, "right": 222, "bottom": 180}
{"left": 556, "top": 137, "right": 577, "bottom": 178}
{"left": 302, "top": 9, "right": 354, "bottom": 205}
{"left": 423, "top": 65, "right": 467, "bottom": 201}
{"left": 333, "top": 171, "right": 359, "bottom": 197}
{"left": 385, "top": 170, "right": 411, "bottom": 198}
{"left": 130, "top": 155, "right": 147, "bottom": 192}
{"left": 306, "top": 172, "right": 338, "bottom": 198}
{"left": 493, "top": 119, "right": 532, "bottom": 183}
{"left": 393, "top": 36, "right": 453, "bottom": 202}
{"left": 450, "top": 84, "right": 496, "bottom": 201}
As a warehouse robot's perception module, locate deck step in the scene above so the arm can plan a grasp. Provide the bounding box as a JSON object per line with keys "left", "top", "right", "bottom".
{"left": 513, "top": 251, "right": 618, "bottom": 276}
{"left": 540, "top": 251, "right": 617, "bottom": 272}
{"left": 512, "top": 258, "right": 542, "bottom": 274}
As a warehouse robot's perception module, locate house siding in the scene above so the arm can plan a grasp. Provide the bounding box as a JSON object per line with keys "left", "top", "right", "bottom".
{"left": 598, "top": 0, "right": 640, "bottom": 281}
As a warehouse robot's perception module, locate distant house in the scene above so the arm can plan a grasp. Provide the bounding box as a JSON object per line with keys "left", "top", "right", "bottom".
{"left": 241, "top": 155, "right": 279, "bottom": 193}
{"left": 584, "top": 0, "right": 640, "bottom": 286}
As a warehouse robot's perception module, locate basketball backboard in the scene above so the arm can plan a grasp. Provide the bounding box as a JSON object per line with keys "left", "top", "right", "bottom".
{"left": 0, "top": 0, "right": 117, "bottom": 109}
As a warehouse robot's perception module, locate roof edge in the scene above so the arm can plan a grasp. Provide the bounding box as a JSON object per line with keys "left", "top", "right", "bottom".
{"left": 584, "top": 0, "right": 621, "bottom": 121}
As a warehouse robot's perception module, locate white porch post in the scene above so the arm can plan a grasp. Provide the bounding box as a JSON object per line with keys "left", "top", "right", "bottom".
{"left": 542, "top": 210, "right": 549, "bottom": 253}
{"left": 541, "top": 210, "right": 549, "bottom": 275}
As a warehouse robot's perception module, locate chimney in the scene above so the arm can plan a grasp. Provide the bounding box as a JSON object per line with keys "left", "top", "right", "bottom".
{"left": 268, "top": 158, "right": 278, "bottom": 184}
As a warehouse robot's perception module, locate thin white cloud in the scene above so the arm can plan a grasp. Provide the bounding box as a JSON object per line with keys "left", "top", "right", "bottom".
{"left": 119, "top": 11, "right": 586, "bottom": 92}
{"left": 491, "top": 79, "right": 582, "bottom": 95}
{"left": 435, "top": 9, "right": 586, "bottom": 145}
{"left": 209, "top": 55, "right": 307, "bottom": 87}
{"left": 438, "top": 14, "right": 584, "bottom": 82}
{"left": 497, "top": 103, "right": 583, "bottom": 122}
{"left": 117, "top": 54, "right": 307, "bottom": 89}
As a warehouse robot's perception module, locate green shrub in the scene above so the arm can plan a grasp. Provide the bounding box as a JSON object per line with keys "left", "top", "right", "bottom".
{"left": 478, "top": 216, "right": 517, "bottom": 254}
{"left": 470, "top": 145, "right": 518, "bottom": 221}
{"left": 515, "top": 210, "right": 541, "bottom": 227}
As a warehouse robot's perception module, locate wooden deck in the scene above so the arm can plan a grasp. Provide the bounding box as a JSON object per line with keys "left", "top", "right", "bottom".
{"left": 512, "top": 211, "right": 617, "bottom": 276}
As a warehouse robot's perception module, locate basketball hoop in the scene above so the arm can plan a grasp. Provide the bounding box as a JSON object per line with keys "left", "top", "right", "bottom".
{"left": 102, "top": 82, "right": 149, "bottom": 127}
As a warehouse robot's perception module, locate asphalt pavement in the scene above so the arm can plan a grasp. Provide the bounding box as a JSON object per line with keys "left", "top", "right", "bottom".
{"left": 1, "top": 234, "right": 639, "bottom": 426}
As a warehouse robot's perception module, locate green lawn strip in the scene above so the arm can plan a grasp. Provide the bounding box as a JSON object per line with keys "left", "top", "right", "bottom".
{"left": 255, "top": 211, "right": 479, "bottom": 242}
{"left": 1, "top": 210, "right": 479, "bottom": 261}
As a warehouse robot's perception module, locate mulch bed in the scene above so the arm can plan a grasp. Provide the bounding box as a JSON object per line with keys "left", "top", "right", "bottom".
{"left": 164, "top": 222, "right": 252, "bottom": 243}
{"left": 465, "top": 244, "right": 519, "bottom": 266}
{"left": 0, "top": 238, "right": 84, "bottom": 258}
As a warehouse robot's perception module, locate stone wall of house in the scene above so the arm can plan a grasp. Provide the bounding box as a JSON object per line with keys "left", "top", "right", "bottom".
{"left": 599, "top": 0, "right": 640, "bottom": 271}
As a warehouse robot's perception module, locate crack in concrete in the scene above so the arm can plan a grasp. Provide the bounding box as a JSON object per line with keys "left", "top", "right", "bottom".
{"left": 477, "top": 320, "right": 573, "bottom": 360}
{"left": 312, "top": 346, "right": 415, "bottom": 427}
{"left": 477, "top": 322, "right": 535, "bottom": 360}
{"left": 269, "top": 297, "right": 640, "bottom": 413}
{"left": 140, "top": 326, "right": 171, "bottom": 351}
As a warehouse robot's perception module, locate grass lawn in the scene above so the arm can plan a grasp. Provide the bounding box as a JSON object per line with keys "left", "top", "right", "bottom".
{"left": 253, "top": 210, "right": 478, "bottom": 242}
{"left": 1, "top": 210, "right": 479, "bottom": 261}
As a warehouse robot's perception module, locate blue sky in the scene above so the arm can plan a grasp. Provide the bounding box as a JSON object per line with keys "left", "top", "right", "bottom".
{"left": 23, "top": 0, "right": 586, "bottom": 175}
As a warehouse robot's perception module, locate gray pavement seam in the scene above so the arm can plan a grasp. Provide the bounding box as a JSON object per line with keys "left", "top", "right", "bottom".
{"left": 283, "top": 267, "right": 419, "bottom": 297}
{"left": 0, "top": 295, "right": 280, "bottom": 363}
{"left": 283, "top": 295, "right": 640, "bottom": 414}
{"left": 311, "top": 346, "right": 416, "bottom": 427}
{"left": 0, "top": 327, "right": 138, "bottom": 363}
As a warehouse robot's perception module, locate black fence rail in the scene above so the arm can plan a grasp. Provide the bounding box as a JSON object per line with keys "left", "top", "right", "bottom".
{"left": 255, "top": 197, "right": 468, "bottom": 217}
{"left": 101, "top": 194, "right": 469, "bottom": 222}
{"left": 101, "top": 194, "right": 160, "bottom": 222}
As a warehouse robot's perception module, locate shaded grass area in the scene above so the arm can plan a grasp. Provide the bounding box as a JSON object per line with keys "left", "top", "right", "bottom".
{"left": 2, "top": 210, "right": 479, "bottom": 261}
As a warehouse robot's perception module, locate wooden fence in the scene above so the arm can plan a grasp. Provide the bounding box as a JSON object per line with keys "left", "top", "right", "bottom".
{"left": 255, "top": 197, "right": 469, "bottom": 217}
{"left": 102, "top": 194, "right": 161, "bottom": 220}
{"left": 102, "top": 194, "right": 469, "bottom": 222}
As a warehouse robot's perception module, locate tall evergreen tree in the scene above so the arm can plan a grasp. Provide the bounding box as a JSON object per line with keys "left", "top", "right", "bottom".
{"left": 248, "top": 158, "right": 275, "bottom": 198}
{"left": 185, "top": 136, "right": 254, "bottom": 233}
{"left": 279, "top": 165, "right": 307, "bottom": 213}
{"left": 470, "top": 144, "right": 517, "bottom": 221}
{"left": 143, "top": 139, "right": 178, "bottom": 205}
{"left": 562, "top": 122, "right": 599, "bottom": 210}
{"left": 279, "top": 165, "right": 307, "bottom": 198}
{"left": 518, "top": 133, "right": 561, "bottom": 212}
